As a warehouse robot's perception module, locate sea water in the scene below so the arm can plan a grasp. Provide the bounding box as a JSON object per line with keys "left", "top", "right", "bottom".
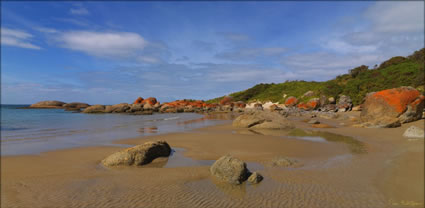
{"left": 1, "top": 105, "right": 226, "bottom": 156}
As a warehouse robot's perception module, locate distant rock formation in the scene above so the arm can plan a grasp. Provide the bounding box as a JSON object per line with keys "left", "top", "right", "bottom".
{"left": 29, "top": 100, "right": 66, "bottom": 108}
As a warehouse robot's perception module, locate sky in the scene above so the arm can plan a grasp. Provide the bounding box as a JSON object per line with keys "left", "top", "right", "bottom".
{"left": 1, "top": 1, "right": 424, "bottom": 104}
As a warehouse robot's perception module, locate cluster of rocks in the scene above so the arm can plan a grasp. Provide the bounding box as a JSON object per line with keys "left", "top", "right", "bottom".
{"left": 101, "top": 141, "right": 263, "bottom": 185}
{"left": 28, "top": 101, "right": 90, "bottom": 111}
{"left": 282, "top": 94, "right": 353, "bottom": 112}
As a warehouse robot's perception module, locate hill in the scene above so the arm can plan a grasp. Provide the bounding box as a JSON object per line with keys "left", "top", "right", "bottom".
{"left": 207, "top": 48, "right": 424, "bottom": 106}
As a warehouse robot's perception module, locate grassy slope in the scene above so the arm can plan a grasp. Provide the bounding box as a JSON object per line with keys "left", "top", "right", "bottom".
{"left": 207, "top": 48, "right": 424, "bottom": 106}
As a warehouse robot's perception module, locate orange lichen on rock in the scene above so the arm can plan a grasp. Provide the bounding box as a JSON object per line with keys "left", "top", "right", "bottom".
{"left": 297, "top": 103, "right": 309, "bottom": 110}
{"left": 372, "top": 87, "right": 420, "bottom": 113}
{"left": 133, "top": 97, "right": 144, "bottom": 104}
{"left": 285, "top": 97, "right": 298, "bottom": 107}
{"left": 141, "top": 97, "right": 158, "bottom": 105}
{"left": 307, "top": 100, "right": 319, "bottom": 110}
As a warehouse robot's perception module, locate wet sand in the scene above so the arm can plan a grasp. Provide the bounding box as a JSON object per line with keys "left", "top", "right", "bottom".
{"left": 1, "top": 113, "right": 424, "bottom": 208}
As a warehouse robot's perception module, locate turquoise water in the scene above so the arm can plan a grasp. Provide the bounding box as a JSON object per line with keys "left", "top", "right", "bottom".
{"left": 1, "top": 105, "right": 226, "bottom": 156}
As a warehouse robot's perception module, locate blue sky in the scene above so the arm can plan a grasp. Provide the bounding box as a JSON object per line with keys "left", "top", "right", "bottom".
{"left": 1, "top": 1, "right": 424, "bottom": 104}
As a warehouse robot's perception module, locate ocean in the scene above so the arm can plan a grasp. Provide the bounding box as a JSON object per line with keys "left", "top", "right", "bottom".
{"left": 1, "top": 105, "right": 227, "bottom": 156}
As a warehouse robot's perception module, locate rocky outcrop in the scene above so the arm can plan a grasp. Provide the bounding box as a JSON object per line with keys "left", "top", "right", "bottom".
{"left": 360, "top": 87, "right": 424, "bottom": 128}
{"left": 104, "top": 103, "right": 130, "bottom": 113}
{"left": 301, "top": 91, "right": 315, "bottom": 98}
{"left": 102, "top": 141, "right": 171, "bottom": 167}
{"left": 284, "top": 96, "right": 298, "bottom": 107}
{"left": 233, "top": 111, "right": 294, "bottom": 129}
{"left": 210, "top": 155, "right": 250, "bottom": 185}
{"left": 29, "top": 100, "right": 66, "bottom": 108}
{"left": 82, "top": 105, "right": 105, "bottom": 113}
{"left": 63, "top": 102, "right": 90, "bottom": 110}
{"left": 403, "top": 126, "right": 424, "bottom": 138}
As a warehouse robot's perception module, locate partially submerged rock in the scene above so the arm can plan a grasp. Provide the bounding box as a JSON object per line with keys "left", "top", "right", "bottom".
{"left": 232, "top": 111, "right": 294, "bottom": 129}
{"left": 403, "top": 126, "right": 424, "bottom": 138}
{"left": 271, "top": 157, "right": 298, "bottom": 167}
{"left": 360, "top": 87, "right": 424, "bottom": 128}
{"left": 210, "top": 155, "right": 250, "bottom": 185}
{"left": 29, "top": 100, "right": 66, "bottom": 108}
{"left": 247, "top": 172, "right": 263, "bottom": 184}
{"left": 82, "top": 105, "right": 105, "bottom": 113}
{"left": 102, "top": 141, "right": 171, "bottom": 167}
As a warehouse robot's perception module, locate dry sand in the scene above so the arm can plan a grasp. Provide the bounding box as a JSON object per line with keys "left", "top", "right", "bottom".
{"left": 1, "top": 113, "right": 423, "bottom": 208}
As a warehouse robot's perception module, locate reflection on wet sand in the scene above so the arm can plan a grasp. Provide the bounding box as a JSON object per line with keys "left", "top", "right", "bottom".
{"left": 138, "top": 126, "right": 158, "bottom": 134}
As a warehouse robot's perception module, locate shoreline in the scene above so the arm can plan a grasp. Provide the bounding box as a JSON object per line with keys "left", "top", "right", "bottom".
{"left": 1, "top": 112, "right": 423, "bottom": 208}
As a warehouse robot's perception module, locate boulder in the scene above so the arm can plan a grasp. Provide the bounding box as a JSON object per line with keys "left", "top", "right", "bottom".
{"left": 143, "top": 103, "right": 154, "bottom": 111}
{"left": 328, "top": 97, "right": 336, "bottom": 104}
{"left": 104, "top": 103, "right": 130, "bottom": 113}
{"left": 210, "top": 155, "right": 250, "bottom": 185}
{"left": 337, "top": 95, "right": 353, "bottom": 112}
{"left": 102, "top": 141, "right": 171, "bottom": 167}
{"left": 142, "top": 97, "right": 157, "bottom": 106}
{"left": 247, "top": 172, "right": 263, "bottom": 184}
{"left": 82, "top": 105, "right": 105, "bottom": 113}
{"left": 271, "top": 157, "right": 298, "bottom": 167}
{"left": 403, "top": 126, "right": 424, "bottom": 138}
{"left": 307, "top": 98, "right": 320, "bottom": 110}
{"left": 319, "top": 95, "right": 328, "bottom": 107}
{"left": 352, "top": 105, "right": 362, "bottom": 111}
{"left": 233, "top": 111, "right": 294, "bottom": 129}
{"left": 29, "top": 100, "right": 66, "bottom": 108}
{"left": 133, "top": 97, "right": 144, "bottom": 104}
{"left": 284, "top": 96, "right": 298, "bottom": 107}
{"left": 360, "top": 87, "right": 424, "bottom": 127}
{"left": 301, "top": 91, "right": 315, "bottom": 98}
{"left": 254, "top": 103, "right": 263, "bottom": 111}
{"left": 129, "top": 104, "right": 143, "bottom": 112}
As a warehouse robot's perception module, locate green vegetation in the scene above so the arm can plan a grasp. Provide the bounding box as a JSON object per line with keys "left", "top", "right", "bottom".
{"left": 207, "top": 48, "right": 424, "bottom": 106}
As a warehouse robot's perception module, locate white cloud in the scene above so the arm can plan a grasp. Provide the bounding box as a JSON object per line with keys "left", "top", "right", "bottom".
{"left": 1, "top": 27, "right": 41, "bottom": 49}
{"left": 365, "top": 2, "right": 424, "bottom": 33}
{"left": 58, "top": 31, "right": 147, "bottom": 57}
{"left": 70, "top": 7, "right": 90, "bottom": 15}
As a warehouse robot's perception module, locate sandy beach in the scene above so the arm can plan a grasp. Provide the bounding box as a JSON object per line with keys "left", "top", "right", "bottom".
{"left": 1, "top": 112, "right": 423, "bottom": 208}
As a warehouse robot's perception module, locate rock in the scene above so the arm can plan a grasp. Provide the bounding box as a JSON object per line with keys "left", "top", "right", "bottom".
{"left": 271, "top": 157, "right": 297, "bottom": 167}
{"left": 262, "top": 101, "right": 278, "bottom": 110}
{"left": 321, "top": 104, "right": 337, "bottom": 112}
{"left": 143, "top": 103, "right": 153, "bottom": 110}
{"left": 403, "top": 126, "right": 424, "bottom": 138}
{"left": 63, "top": 102, "right": 90, "bottom": 109}
{"left": 311, "top": 123, "right": 334, "bottom": 128}
{"left": 104, "top": 103, "right": 130, "bottom": 113}
{"left": 82, "top": 105, "right": 105, "bottom": 113}
{"left": 269, "top": 104, "right": 282, "bottom": 112}
{"left": 220, "top": 96, "right": 233, "bottom": 105}
{"left": 254, "top": 103, "right": 263, "bottom": 111}
{"left": 29, "top": 100, "right": 66, "bottom": 108}
{"left": 129, "top": 104, "right": 143, "bottom": 112}
{"left": 247, "top": 172, "right": 263, "bottom": 184}
{"left": 328, "top": 97, "right": 336, "bottom": 104}
{"left": 102, "top": 141, "right": 171, "bottom": 167}
{"left": 360, "top": 87, "right": 424, "bottom": 127}
{"left": 232, "top": 111, "right": 294, "bottom": 129}
{"left": 142, "top": 97, "right": 158, "bottom": 106}
{"left": 284, "top": 96, "right": 298, "bottom": 107}
{"left": 301, "top": 91, "right": 315, "bottom": 98}
{"left": 306, "top": 98, "right": 320, "bottom": 110}
{"left": 337, "top": 95, "right": 353, "bottom": 111}
{"left": 319, "top": 95, "right": 328, "bottom": 107}
{"left": 210, "top": 155, "right": 250, "bottom": 185}
{"left": 352, "top": 105, "right": 362, "bottom": 111}
{"left": 308, "top": 119, "right": 320, "bottom": 124}
{"left": 133, "top": 97, "right": 144, "bottom": 104}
